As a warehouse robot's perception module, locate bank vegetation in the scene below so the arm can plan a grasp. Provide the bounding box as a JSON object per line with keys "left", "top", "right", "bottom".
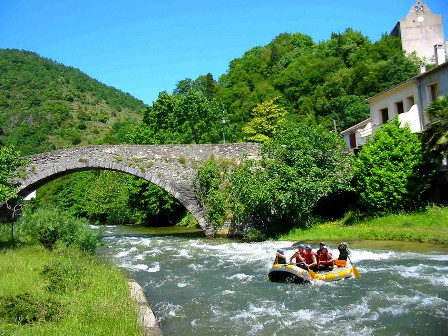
{"left": 0, "top": 207, "right": 142, "bottom": 336}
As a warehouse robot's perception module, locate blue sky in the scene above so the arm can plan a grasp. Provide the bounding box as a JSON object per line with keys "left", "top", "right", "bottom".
{"left": 1, "top": 0, "right": 447, "bottom": 104}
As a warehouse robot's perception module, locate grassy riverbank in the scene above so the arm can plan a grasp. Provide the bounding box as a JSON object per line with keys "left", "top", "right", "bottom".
{"left": 279, "top": 206, "right": 448, "bottom": 245}
{"left": 0, "top": 245, "right": 142, "bottom": 336}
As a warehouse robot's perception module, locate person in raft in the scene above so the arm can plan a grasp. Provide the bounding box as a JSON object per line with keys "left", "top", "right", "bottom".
{"left": 275, "top": 249, "right": 287, "bottom": 264}
{"left": 316, "top": 241, "right": 325, "bottom": 255}
{"left": 332, "top": 242, "right": 350, "bottom": 267}
{"left": 302, "top": 245, "right": 318, "bottom": 271}
{"left": 317, "top": 246, "right": 334, "bottom": 271}
{"left": 289, "top": 244, "right": 305, "bottom": 265}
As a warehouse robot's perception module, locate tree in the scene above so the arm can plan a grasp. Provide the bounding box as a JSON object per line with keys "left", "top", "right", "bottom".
{"left": 230, "top": 121, "right": 354, "bottom": 235}
{"left": 424, "top": 96, "right": 448, "bottom": 165}
{"left": 353, "top": 119, "right": 433, "bottom": 213}
{"left": 242, "top": 98, "right": 288, "bottom": 142}
{"left": 130, "top": 90, "right": 225, "bottom": 144}
{"left": 0, "top": 145, "right": 28, "bottom": 203}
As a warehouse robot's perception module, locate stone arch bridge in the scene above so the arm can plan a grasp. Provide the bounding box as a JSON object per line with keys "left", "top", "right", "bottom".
{"left": 15, "top": 143, "right": 260, "bottom": 236}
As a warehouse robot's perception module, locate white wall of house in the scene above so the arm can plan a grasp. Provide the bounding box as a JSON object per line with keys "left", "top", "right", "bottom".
{"left": 398, "top": 104, "right": 422, "bottom": 133}
{"left": 341, "top": 119, "right": 371, "bottom": 151}
{"left": 368, "top": 81, "right": 420, "bottom": 133}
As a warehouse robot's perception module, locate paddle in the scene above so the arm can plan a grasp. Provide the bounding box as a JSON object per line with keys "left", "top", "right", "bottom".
{"left": 348, "top": 256, "right": 361, "bottom": 278}
{"left": 286, "top": 262, "right": 314, "bottom": 280}
{"left": 334, "top": 259, "right": 347, "bottom": 267}
{"left": 308, "top": 268, "right": 315, "bottom": 279}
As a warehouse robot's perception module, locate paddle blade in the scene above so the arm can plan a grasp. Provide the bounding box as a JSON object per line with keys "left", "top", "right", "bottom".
{"left": 308, "top": 269, "right": 315, "bottom": 279}
{"left": 352, "top": 266, "right": 361, "bottom": 278}
{"left": 334, "top": 260, "right": 347, "bottom": 267}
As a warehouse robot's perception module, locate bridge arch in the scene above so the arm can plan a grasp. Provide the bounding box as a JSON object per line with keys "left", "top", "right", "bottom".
{"left": 15, "top": 144, "right": 260, "bottom": 236}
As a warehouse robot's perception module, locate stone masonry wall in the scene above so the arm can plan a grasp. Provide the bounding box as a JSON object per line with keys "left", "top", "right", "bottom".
{"left": 16, "top": 143, "right": 260, "bottom": 236}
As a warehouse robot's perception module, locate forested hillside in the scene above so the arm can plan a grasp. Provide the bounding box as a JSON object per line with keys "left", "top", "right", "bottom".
{"left": 216, "top": 29, "right": 420, "bottom": 134}
{"left": 139, "top": 29, "right": 419, "bottom": 144}
{"left": 0, "top": 49, "right": 145, "bottom": 155}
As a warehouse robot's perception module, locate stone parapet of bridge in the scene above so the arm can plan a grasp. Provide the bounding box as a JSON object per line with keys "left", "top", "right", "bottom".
{"left": 16, "top": 143, "right": 260, "bottom": 236}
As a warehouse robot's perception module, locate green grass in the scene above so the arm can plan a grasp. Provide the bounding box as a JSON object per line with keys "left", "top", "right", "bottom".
{"left": 0, "top": 245, "right": 142, "bottom": 336}
{"left": 279, "top": 206, "right": 448, "bottom": 245}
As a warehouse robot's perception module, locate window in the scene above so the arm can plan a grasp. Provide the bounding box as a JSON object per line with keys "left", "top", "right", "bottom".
{"left": 349, "top": 133, "right": 356, "bottom": 149}
{"left": 429, "top": 83, "right": 438, "bottom": 102}
{"left": 380, "top": 108, "right": 389, "bottom": 124}
{"left": 395, "top": 101, "right": 404, "bottom": 114}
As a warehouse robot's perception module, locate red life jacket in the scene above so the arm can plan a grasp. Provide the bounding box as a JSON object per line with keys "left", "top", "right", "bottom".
{"left": 292, "top": 251, "right": 303, "bottom": 262}
{"left": 318, "top": 252, "right": 333, "bottom": 265}
{"left": 303, "top": 251, "right": 317, "bottom": 264}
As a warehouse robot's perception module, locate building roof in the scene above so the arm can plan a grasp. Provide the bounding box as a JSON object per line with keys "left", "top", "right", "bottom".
{"left": 340, "top": 118, "right": 371, "bottom": 135}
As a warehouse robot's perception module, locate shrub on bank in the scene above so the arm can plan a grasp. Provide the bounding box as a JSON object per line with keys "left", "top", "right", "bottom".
{"left": 17, "top": 206, "right": 101, "bottom": 253}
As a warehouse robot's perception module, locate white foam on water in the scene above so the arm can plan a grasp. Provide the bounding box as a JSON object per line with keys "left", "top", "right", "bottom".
{"left": 174, "top": 249, "right": 192, "bottom": 259}
{"left": 229, "top": 302, "right": 283, "bottom": 323}
{"left": 225, "top": 273, "right": 254, "bottom": 282}
{"left": 286, "top": 308, "right": 315, "bottom": 322}
{"left": 345, "top": 297, "right": 379, "bottom": 322}
{"left": 209, "top": 305, "right": 224, "bottom": 317}
{"left": 114, "top": 246, "right": 138, "bottom": 258}
{"left": 146, "top": 262, "right": 160, "bottom": 273}
{"left": 187, "top": 263, "right": 205, "bottom": 271}
{"left": 134, "top": 263, "right": 149, "bottom": 270}
{"left": 115, "top": 250, "right": 130, "bottom": 258}
{"left": 429, "top": 275, "right": 448, "bottom": 287}
{"left": 385, "top": 263, "right": 448, "bottom": 287}
{"left": 134, "top": 254, "right": 145, "bottom": 260}
{"left": 154, "top": 302, "right": 185, "bottom": 321}
{"left": 249, "top": 322, "right": 264, "bottom": 334}
{"left": 353, "top": 250, "right": 397, "bottom": 262}
{"left": 177, "top": 282, "right": 188, "bottom": 288}
{"left": 221, "top": 289, "right": 235, "bottom": 295}
{"left": 425, "top": 252, "right": 448, "bottom": 260}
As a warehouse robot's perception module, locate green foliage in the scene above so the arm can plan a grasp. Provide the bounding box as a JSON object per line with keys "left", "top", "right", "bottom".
{"left": 279, "top": 205, "right": 448, "bottom": 244}
{"left": 230, "top": 121, "right": 354, "bottom": 235}
{"left": 130, "top": 89, "right": 227, "bottom": 144}
{"left": 423, "top": 96, "right": 448, "bottom": 164}
{"left": 194, "top": 156, "right": 231, "bottom": 228}
{"left": 195, "top": 121, "right": 353, "bottom": 237}
{"left": 0, "top": 49, "right": 144, "bottom": 155}
{"left": 0, "top": 293, "right": 61, "bottom": 325}
{"left": 36, "top": 171, "right": 184, "bottom": 226}
{"left": 177, "top": 212, "right": 199, "bottom": 228}
{"left": 126, "top": 177, "right": 184, "bottom": 225}
{"left": 40, "top": 258, "right": 88, "bottom": 293}
{"left": 83, "top": 171, "right": 132, "bottom": 224}
{"left": 214, "top": 30, "right": 418, "bottom": 136}
{"left": 17, "top": 206, "right": 101, "bottom": 253}
{"left": 242, "top": 97, "right": 288, "bottom": 142}
{"left": 0, "top": 145, "right": 29, "bottom": 203}
{"left": 353, "top": 119, "right": 434, "bottom": 213}
{"left": 0, "top": 246, "right": 142, "bottom": 335}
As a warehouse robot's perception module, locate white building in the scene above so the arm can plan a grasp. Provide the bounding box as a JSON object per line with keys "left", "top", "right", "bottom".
{"left": 341, "top": 62, "right": 448, "bottom": 150}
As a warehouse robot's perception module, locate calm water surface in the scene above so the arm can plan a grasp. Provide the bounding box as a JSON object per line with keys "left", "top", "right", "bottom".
{"left": 97, "top": 226, "right": 448, "bottom": 336}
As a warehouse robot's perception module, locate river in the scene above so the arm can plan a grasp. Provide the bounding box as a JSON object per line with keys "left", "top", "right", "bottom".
{"left": 97, "top": 226, "right": 448, "bottom": 336}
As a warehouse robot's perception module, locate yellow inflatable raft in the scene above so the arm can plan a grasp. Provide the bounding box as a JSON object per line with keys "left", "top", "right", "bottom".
{"left": 268, "top": 263, "right": 355, "bottom": 283}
